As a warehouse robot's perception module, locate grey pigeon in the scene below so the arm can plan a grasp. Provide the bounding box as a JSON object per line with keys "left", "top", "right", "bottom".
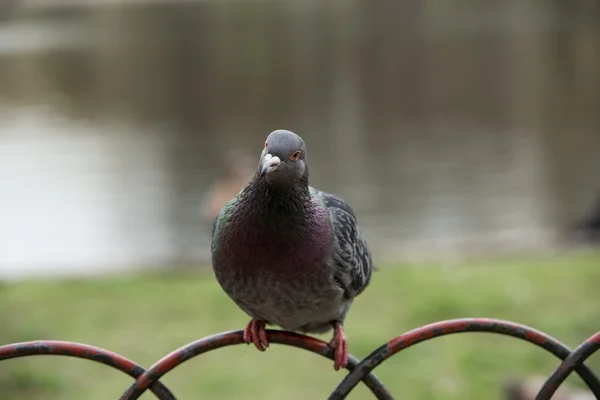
{"left": 211, "top": 129, "right": 374, "bottom": 370}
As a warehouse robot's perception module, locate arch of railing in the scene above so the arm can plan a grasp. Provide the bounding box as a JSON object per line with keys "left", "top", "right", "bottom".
{"left": 0, "top": 318, "right": 598, "bottom": 399}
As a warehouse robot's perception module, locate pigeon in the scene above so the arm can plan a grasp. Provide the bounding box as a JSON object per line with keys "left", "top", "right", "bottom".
{"left": 211, "top": 129, "right": 374, "bottom": 370}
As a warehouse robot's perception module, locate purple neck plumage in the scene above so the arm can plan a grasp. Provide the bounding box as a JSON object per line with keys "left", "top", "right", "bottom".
{"left": 218, "top": 173, "right": 332, "bottom": 273}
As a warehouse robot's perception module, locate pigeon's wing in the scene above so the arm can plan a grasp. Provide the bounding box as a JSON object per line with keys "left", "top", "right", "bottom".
{"left": 310, "top": 187, "right": 374, "bottom": 299}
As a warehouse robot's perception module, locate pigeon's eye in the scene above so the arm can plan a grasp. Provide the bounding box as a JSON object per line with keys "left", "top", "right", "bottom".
{"left": 264, "top": 141, "right": 268, "bottom": 148}
{"left": 290, "top": 151, "right": 301, "bottom": 161}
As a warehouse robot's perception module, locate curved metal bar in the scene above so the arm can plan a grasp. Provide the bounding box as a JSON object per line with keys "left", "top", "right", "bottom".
{"left": 0, "top": 340, "right": 176, "bottom": 400}
{"left": 535, "top": 331, "right": 600, "bottom": 400}
{"left": 328, "top": 318, "right": 600, "bottom": 400}
{"left": 119, "top": 329, "right": 392, "bottom": 400}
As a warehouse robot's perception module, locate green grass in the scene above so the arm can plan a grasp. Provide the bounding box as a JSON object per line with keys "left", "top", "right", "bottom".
{"left": 1, "top": 251, "right": 600, "bottom": 400}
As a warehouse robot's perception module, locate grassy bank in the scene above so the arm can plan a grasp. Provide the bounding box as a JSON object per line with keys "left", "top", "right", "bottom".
{"left": 1, "top": 251, "right": 599, "bottom": 399}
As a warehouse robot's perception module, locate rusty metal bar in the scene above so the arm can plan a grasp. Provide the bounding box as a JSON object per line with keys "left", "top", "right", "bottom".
{"left": 0, "top": 320, "right": 598, "bottom": 399}
{"left": 119, "top": 329, "right": 392, "bottom": 400}
{"left": 0, "top": 340, "right": 175, "bottom": 399}
{"left": 535, "top": 331, "right": 600, "bottom": 400}
{"left": 328, "top": 318, "right": 600, "bottom": 400}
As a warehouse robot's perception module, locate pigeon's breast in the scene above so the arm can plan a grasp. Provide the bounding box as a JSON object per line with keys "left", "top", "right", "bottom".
{"left": 212, "top": 199, "right": 348, "bottom": 330}
{"left": 217, "top": 201, "right": 333, "bottom": 275}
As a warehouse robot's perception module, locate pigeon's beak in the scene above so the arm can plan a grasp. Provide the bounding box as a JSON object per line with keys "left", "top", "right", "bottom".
{"left": 260, "top": 154, "right": 281, "bottom": 177}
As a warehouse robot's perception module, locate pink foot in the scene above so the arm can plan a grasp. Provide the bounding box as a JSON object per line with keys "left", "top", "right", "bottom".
{"left": 329, "top": 321, "right": 348, "bottom": 371}
{"left": 243, "top": 319, "right": 269, "bottom": 351}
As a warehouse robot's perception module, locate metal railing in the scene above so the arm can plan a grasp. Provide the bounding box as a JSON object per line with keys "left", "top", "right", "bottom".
{"left": 0, "top": 318, "right": 598, "bottom": 399}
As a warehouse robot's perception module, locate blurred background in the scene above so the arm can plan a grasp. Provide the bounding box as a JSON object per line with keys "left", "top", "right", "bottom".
{"left": 0, "top": 0, "right": 599, "bottom": 399}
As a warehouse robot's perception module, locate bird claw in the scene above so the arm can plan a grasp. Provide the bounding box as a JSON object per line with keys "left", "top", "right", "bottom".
{"left": 243, "top": 319, "right": 269, "bottom": 351}
{"left": 329, "top": 322, "right": 348, "bottom": 371}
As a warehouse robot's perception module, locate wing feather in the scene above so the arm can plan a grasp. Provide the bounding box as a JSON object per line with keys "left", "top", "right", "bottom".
{"left": 310, "top": 187, "right": 374, "bottom": 299}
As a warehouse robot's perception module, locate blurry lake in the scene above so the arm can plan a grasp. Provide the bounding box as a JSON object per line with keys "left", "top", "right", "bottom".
{"left": 0, "top": 0, "right": 598, "bottom": 279}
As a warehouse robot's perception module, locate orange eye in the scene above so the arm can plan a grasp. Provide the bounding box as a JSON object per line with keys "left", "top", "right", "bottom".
{"left": 290, "top": 151, "right": 301, "bottom": 161}
{"left": 264, "top": 141, "right": 268, "bottom": 148}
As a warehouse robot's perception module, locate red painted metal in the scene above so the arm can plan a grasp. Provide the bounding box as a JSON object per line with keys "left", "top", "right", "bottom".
{"left": 328, "top": 318, "right": 600, "bottom": 400}
{"left": 119, "top": 329, "right": 392, "bottom": 400}
{"left": 0, "top": 319, "right": 598, "bottom": 399}
{"left": 0, "top": 340, "right": 175, "bottom": 399}
{"left": 535, "top": 331, "right": 600, "bottom": 400}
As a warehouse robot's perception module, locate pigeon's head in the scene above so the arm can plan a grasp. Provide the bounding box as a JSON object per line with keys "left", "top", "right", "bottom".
{"left": 259, "top": 129, "right": 308, "bottom": 185}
